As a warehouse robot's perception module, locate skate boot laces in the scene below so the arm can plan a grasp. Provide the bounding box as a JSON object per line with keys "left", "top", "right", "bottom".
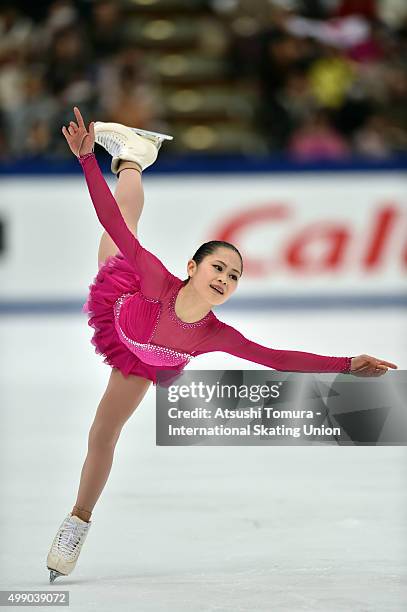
{"left": 52, "top": 516, "right": 90, "bottom": 562}
{"left": 96, "top": 132, "right": 127, "bottom": 159}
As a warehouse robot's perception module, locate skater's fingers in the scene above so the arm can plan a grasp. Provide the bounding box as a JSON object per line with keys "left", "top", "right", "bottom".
{"left": 68, "top": 126, "right": 75, "bottom": 136}
{"left": 74, "top": 106, "right": 85, "bottom": 128}
{"left": 374, "top": 369, "right": 387, "bottom": 376}
{"left": 88, "top": 121, "right": 95, "bottom": 141}
{"left": 352, "top": 367, "right": 378, "bottom": 377}
{"left": 352, "top": 363, "right": 370, "bottom": 372}
{"left": 368, "top": 366, "right": 388, "bottom": 377}
{"left": 61, "top": 126, "right": 70, "bottom": 139}
{"left": 377, "top": 360, "right": 398, "bottom": 369}
{"left": 69, "top": 121, "right": 78, "bottom": 132}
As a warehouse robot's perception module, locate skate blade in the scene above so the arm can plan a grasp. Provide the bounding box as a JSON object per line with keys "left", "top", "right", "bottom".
{"left": 48, "top": 568, "right": 66, "bottom": 583}
{"left": 130, "top": 127, "right": 173, "bottom": 141}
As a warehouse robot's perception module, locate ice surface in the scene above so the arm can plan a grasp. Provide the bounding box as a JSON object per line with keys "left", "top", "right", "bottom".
{"left": 0, "top": 310, "right": 406, "bottom": 611}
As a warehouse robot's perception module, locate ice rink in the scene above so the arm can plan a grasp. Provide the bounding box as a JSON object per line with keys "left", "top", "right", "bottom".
{"left": 1, "top": 308, "right": 406, "bottom": 611}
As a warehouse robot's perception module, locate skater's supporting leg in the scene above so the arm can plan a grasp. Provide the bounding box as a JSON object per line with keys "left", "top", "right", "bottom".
{"left": 72, "top": 369, "right": 151, "bottom": 518}
{"left": 98, "top": 165, "right": 144, "bottom": 267}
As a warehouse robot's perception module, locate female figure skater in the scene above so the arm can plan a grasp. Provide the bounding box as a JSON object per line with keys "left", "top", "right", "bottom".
{"left": 46, "top": 107, "right": 397, "bottom": 582}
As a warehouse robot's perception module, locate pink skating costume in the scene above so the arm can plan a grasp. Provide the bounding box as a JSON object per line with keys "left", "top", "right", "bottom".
{"left": 79, "top": 152, "right": 352, "bottom": 386}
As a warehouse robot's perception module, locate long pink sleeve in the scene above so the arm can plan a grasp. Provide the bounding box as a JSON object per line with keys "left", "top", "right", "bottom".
{"left": 78, "top": 152, "right": 177, "bottom": 298}
{"left": 200, "top": 322, "right": 352, "bottom": 373}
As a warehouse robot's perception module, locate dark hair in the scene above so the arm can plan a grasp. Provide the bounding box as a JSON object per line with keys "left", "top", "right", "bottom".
{"left": 182, "top": 240, "right": 243, "bottom": 285}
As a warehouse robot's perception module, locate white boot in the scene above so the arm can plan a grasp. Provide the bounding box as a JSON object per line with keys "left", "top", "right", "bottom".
{"left": 94, "top": 122, "right": 173, "bottom": 174}
{"left": 46, "top": 513, "right": 91, "bottom": 582}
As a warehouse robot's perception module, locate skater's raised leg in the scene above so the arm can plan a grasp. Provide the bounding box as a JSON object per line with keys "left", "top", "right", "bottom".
{"left": 98, "top": 165, "right": 143, "bottom": 267}
{"left": 95, "top": 120, "right": 172, "bottom": 267}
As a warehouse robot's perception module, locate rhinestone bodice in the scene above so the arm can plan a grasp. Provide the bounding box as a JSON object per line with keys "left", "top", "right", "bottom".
{"left": 113, "top": 290, "right": 193, "bottom": 367}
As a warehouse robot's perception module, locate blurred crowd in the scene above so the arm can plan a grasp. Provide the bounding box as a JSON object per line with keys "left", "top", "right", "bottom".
{"left": 0, "top": 0, "right": 406, "bottom": 161}
{"left": 226, "top": 0, "right": 407, "bottom": 159}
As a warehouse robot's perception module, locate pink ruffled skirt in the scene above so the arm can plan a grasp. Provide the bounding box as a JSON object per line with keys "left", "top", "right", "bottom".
{"left": 83, "top": 253, "right": 182, "bottom": 386}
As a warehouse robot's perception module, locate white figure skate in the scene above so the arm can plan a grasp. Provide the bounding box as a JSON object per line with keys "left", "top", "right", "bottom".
{"left": 46, "top": 513, "right": 91, "bottom": 582}
{"left": 94, "top": 121, "right": 173, "bottom": 174}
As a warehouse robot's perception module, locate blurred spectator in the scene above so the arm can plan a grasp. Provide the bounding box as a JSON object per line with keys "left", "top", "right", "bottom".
{"left": 96, "top": 45, "right": 162, "bottom": 131}
{"left": 0, "top": 5, "right": 33, "bottom": 60}
{"left": 288, "top": 108, "right": 350, "bottom": 160}
{"left": 89, "top": 1, "right": 125, "bottom": 58}
{"left": 45, "top": 25, "right": 91, "bottom": 95}
{"left": 308, "top": 46, "right": 355, "bottom": 108}
{"left": 6, "top": 68, "right": 58, "bottom": 156}
{"left": 378, "top": 0, "right": 407, "bottom": 28}
{"left": 0, "top": 7, "right": 33, "bottom": 115}
{"left": 335, "top": 0, "right": 377, "bottom": 20}
{"left": 353, "top": 112, "right": 396, "bottom": 157}
{"left": 0, "top": 110, "right": 9, "bottom": 160}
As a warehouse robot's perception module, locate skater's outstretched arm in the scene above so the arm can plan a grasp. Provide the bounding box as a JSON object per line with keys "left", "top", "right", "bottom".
{"left": 62, "top": 107, "right": 176, "bottom": 298}
{"left": 196, "top": 322, "right": 397, "bottom": 376}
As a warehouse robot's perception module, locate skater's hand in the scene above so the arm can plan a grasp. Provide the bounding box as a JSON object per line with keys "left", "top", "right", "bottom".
{"left": 62, "top": 106, "right": 95, "bottom": 157}
{"left": 350, "top": 354, "right": 398, "bottom": 377}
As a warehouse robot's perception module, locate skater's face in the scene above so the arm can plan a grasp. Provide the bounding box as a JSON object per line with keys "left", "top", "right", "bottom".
{"left": 188, "top": 247, "right": 242, "bottom": 304}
